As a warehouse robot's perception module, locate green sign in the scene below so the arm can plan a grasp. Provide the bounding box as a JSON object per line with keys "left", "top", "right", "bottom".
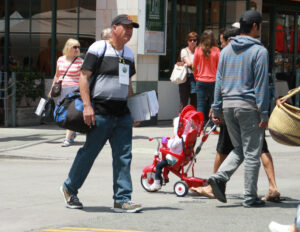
{"left": 146, "top": 0, "right": 165, "bottom": 31}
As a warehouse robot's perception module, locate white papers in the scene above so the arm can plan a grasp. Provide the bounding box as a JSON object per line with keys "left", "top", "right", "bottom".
{"left": 35, "top": 98, "right": 47, "bottom": 116}
{"left": 127, "top": 90, "right": 159, "bottom": 122}
{"left": 146, "top": 90, "right": 159, "bottom": 116}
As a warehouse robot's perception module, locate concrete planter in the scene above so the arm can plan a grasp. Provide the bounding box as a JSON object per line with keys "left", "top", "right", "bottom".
{"left": 8, "top": 107, "right": 41, "bottom": 127}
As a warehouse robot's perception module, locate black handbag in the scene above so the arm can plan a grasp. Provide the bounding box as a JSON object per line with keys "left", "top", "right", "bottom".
{"left": 54, "top": 42, "right": 107, "bottom": 133}
{"left": 42, "top": 98, "right": 55, "bottom": 122}
{"left": 51, "top": 56, "right": 78, "bottom": 98}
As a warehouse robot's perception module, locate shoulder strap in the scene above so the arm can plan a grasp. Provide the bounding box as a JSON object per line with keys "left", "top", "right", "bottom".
{"left": 62, "top": 56, "right": 78, "bottom": 80}
{"left": 89, "top": 41, "right": 107, "bottom": 91}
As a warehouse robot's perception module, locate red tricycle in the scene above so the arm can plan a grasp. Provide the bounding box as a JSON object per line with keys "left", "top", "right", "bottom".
{"left": 140, "top": 105, "right": 216, "bottom": 197}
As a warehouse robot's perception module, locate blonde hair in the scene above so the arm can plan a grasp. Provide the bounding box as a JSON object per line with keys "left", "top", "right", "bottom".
{"left": 101, "top": 28, "right": 112, "bottom": 40}
{"left": 62, "top": 38, "right": 80, "bottom": 56}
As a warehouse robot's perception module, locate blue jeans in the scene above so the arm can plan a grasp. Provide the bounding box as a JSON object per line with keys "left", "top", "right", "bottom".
{"left": 212, "top": 108, "right": 264, "bottom": 203}
{"left": 196, "top": 81, "right": 215, "bottom": 124}
{"left": 64, "top": 113, "right": 133, "bottom": 203}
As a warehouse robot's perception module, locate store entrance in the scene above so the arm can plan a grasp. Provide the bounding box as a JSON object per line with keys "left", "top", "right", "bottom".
{"left": 273, "top": 12, "right": 300, "bottom": 97}
{"left": 262, "top": 1, "right": 300, "bottom": 107}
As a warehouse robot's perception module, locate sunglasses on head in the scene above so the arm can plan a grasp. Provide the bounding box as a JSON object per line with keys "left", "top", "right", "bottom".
{"left": 73, "top": 46, "right": 80, "bottom": 49}
{"left": 188, "top": 39, "right": 197, "bottom": 42}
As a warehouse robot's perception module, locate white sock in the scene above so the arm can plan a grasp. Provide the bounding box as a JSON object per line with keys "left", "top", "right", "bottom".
{"left": 154, "top": 180, "right": 161, "bottom": 185}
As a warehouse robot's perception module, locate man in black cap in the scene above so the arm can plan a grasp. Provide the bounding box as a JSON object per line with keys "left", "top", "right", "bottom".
{"left": 202, "top": 10, "right": 270, "bottom": 207}
{"left": 60, "top": 14, "right": 142, "bottom": 213}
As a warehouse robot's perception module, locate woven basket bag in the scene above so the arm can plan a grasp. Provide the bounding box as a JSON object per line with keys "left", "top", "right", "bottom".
{"left": 268, "top": 87, "right": 300, "bottom": 146}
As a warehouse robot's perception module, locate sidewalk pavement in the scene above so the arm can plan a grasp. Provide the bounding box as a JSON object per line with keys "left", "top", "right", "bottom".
{"left": 0, "top": 122, "right": 299, "bottom": 161}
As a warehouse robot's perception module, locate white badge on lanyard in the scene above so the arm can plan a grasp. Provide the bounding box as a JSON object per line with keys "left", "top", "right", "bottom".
{"left": 119, "top": 63, "right": 129, "bottom": 85}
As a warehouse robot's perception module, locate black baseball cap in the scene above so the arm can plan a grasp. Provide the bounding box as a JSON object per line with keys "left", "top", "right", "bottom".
{"left": 111, "top": 14, "right": 139, "bottom": 28}
{"left": 239, "top": 10, "right": 262, "bottom": 24}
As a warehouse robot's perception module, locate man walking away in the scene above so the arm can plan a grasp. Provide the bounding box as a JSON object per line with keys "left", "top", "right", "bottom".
{"left": 208, "top": 10, "right": 269, "bottom": 207}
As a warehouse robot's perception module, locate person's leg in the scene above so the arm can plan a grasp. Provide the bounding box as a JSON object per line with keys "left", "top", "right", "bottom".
{"left": 190, "top": 93, "right": 197, "bottom": 109}
{"left": 189, "top": 74, "right": 197, "bottom": 109}
{"left": 64, "top": 114, "right": 111, "bottom": 195}
{"left": 109, "top": 113, "right": 133, "bottom": 203}
{"left": 213, "top": 153, "right": 228, "bottom": 173}
{"left": 178, "top": 81, "right": 190, "bottom": 113}
{"left": 191, "top": 122, "right": 231, "bottom": 198}
{"left": 211, "top": 108, "right": 244, "bottom": 183}
{"left": 236, "top": 108, "right": 264, "bottom": 204}
{"left": 195, "top": 81, "right": 207, "bottom": 114}
{"left": 260, "top": 137, "right": 281, "bottom": 201}
{"left": 214, "top": 123, "right": 233, "bottom": 173}
{"left": 149, "top": 159, "right": 169, "bottom": 191}
{"left": 155, "top": 160, "right": 169, "bottom": 180}
{"left": 62, "top": 129, "right": 75, "bottom": 147}
{"left": 207, "top": 82, "right": 216, "bottom": 130}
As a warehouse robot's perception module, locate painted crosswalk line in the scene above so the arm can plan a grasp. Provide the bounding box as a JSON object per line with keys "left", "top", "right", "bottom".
{"left": 42, "top": 227, "right": 146, "bottom": 232}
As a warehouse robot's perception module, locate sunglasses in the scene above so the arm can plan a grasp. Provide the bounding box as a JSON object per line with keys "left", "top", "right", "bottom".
{"left": 188, "top": 39, "right": 197, "bottom": 42}
{"left": 73, "top": 46, "right": 80, "bottom": 49}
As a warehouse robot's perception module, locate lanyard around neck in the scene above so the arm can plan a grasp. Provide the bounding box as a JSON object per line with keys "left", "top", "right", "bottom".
{"left": 111, "top": 42, "right": 125, "bottom": 64}
{"left": 114, "top": 49, "right": 125, "bottom": 64}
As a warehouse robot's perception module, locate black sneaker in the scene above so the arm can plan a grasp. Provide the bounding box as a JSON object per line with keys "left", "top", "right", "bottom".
{"left": 208, "top": 177, "right": 227, "bottom": 203}
{"left": 242, "top": 198, "right": 265, "bottom": 208}
{"left": 60, "top": 185, "right": 83, "bottom": 209}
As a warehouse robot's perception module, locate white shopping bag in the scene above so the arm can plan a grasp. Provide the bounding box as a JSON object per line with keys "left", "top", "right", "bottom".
{"left": 35, "top": 98, "right": 47, "bottom": 116}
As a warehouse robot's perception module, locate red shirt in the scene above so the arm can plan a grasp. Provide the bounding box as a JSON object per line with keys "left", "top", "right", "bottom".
{"left": 193, "top": 46, "right": 220, "bottom": 82}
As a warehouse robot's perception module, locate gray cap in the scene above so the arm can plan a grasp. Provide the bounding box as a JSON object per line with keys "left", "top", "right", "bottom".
{"left": 239, "top": 10, "right": 262, "bottom": 24}
{"left": 111, "top": 14, "right": 139, "bottom": 28}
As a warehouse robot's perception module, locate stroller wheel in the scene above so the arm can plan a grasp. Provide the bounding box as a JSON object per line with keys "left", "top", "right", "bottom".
{"left": 140, "top": 172, "right": 162, "bottom": 192}
{"left": 174, "top": 181, "right": 188, "bottom": 197}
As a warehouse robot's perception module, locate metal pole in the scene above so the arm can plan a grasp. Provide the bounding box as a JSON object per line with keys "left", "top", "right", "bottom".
{"left": 51, "top": 0, "right": 57, "bottom": 78}
{"left": 4, "top": 72, "right": 8, "bottom": 127}
{"left": 4, "top": 0, "right": 10, "bottom": 73}
{"left": 169, "top": 0, "right": 177, "bottom": 74}
{"left": 77, "top": 0, "right": 80, "bottom": 41}
{"left": 11, "top": 72, "right": 16, "bottom": 127}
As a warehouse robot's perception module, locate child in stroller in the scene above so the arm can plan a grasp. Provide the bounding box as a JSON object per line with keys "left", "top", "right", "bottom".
{"left": 149, "top": 116, "right": 195, "bottom": 191}
{"left": 141, "top": 105, "right": 216, "bottom": 197}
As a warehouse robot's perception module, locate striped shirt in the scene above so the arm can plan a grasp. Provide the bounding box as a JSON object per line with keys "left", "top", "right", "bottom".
{"left": 82, "top": 40, "right": 136, "bottom": 116}
{"left": 57, "top": 56, "right": 83, "bottom": 88}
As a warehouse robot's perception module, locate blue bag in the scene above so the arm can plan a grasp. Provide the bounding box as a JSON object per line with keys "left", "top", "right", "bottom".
{"left": 54, "top": 91, "right": 92, "bottom": 133}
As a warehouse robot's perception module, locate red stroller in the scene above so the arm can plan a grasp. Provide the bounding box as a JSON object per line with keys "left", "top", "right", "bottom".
{"left": 141, "top": 105, "right": 216, "bottom": 197}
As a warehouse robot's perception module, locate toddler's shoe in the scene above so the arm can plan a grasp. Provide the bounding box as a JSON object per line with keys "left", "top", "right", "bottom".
{"left": 149, "top": 181, "right": 161, "bottom": 191}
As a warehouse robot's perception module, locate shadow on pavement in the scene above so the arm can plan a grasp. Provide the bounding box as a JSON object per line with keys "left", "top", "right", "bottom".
{"left": 0, "top": 134, "right": 54, "bottom": 142}
{"left": 82, "top": 206, "right": 181, "bottom": 213}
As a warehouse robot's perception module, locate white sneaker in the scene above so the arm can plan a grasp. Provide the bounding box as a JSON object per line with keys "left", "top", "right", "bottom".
{"left": 149, "top": 182, "right": 161, "bottom": 191}
{"left": 61, "top": 139, "right": 71, "bottom": 147}
{"left": 269, "top": 221, "right": 291, "bottom": 232}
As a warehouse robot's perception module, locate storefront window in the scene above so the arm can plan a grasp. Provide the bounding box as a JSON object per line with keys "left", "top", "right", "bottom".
{"left": 159, "top": 0, "right": 247, "bottom": 80}
{"left": 0, "top": 0, "right": 95, "bottom": 76}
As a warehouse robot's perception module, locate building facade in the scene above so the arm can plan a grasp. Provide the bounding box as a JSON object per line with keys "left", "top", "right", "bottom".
{"left": 0, "top": 0, "right": 299, "bottom": 123}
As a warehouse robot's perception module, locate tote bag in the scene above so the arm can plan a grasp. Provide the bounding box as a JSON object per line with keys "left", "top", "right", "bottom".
{"left": 170, "top": 64, "right": 187, "bottom": 84}
{"left": 268, "top": 87, "right": 300, "bottom": 146}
